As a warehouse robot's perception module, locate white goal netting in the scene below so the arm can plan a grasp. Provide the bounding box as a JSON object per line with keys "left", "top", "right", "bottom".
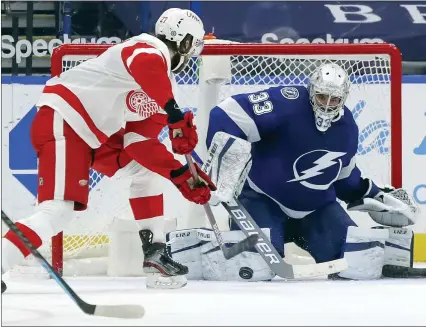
{"left": 13, "top": 41, "right": 401, "bottom": 276}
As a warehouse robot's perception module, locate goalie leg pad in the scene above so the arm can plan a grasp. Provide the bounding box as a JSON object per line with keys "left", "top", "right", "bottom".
{"left": 383, "top": 227, "right": 414, "bottom": 268}
{"left": 201, "top": 229, "right": 275, "bottom": 282}
{"left": 168, "top": 228, "right": 275, "bottom": 281}
{"left": 166, "top": 229, "right": 210, "bottom": 280}
{"left": 203, "top": 132, "right": 252, "bottom": 205}
{"left": 338, "top": 226, "right": 389, "bottom": 280}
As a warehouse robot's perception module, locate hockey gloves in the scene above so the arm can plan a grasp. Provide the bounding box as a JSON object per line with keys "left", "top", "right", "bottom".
{"left": 164, "top": 99, "right": 198, "bottom": 155}
{"left": 170, "top": 164, "right": 217, "bottom": 205}
{"left": 168, "top": 111, "right": 198, "bottom": 155}
{"left": 347, "top": 185, "right": 420, "bottom": 227}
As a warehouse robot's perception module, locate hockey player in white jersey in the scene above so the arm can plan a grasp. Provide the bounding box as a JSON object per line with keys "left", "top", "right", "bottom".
{"left": 1, "top": 8, "right": 216, "bottom": 291}
{"left": 168, "top": 63, "right": 420, "bottom": 282}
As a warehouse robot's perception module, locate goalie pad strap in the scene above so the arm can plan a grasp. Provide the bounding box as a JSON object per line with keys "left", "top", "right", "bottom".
{"left": 338, "top": 226, "right": 414, "bottom": 280}
{"left": 338, "top": 226, "right": 388, "bottom": 280}
{"left": 384, "top": 227, "right": 414, "bottom": 268}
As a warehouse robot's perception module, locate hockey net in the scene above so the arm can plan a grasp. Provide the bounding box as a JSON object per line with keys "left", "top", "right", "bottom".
{"left": 14, "top": 42, "right": 402, "bottom": 277}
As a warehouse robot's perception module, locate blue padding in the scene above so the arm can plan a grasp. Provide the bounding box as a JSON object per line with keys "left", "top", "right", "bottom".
{"left": 345, "top": 241, "right": 385, "bottom": 252}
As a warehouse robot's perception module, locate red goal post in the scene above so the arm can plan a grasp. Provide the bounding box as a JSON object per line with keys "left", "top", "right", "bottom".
{"left": 48, "top": 42, "right": 402, "bottom": 275}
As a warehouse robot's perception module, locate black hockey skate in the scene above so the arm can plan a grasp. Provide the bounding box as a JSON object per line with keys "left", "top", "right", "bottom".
{"left": 2, "top": 280, "right": 6, "bottom": 294}
{"left": 139, "top": 229, "right": 188, "bottom": 289}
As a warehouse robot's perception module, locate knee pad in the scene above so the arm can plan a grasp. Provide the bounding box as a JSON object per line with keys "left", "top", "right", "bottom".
{"left": 22, "top": 200, "right": 74, "bottom": 239}
{"left": 338, "top": 226, "right": 389, "bottom": 280}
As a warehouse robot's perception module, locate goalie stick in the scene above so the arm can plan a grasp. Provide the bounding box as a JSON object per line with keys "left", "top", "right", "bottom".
{"left": 189, "top": 151, "right": 347, "bottom": 278}
{"left": 189, "top": 151, "right": 348, "bottom": 279}
{"left": 382, "top": 265, "right": 426, "bottom": 278}
{"left": 1, "top": 211, "right": 145, "bottom": 319}
{"left": 222, "top": 198, "right": 348, "bottom": 279}
{"left": 185, "top": 155, "right": 259, "bottom": 259}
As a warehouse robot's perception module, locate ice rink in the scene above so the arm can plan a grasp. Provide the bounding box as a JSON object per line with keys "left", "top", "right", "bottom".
{"left": 1, "top": 266, "right": 425, "bottom": 326}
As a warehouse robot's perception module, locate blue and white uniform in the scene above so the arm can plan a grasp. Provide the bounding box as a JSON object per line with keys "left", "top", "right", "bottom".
{"left": 207, "top": 85, "right": 379, "bottom": 261}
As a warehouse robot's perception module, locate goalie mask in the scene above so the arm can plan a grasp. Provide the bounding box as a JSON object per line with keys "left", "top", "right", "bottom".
{"left": 308, "top": 63, "right": 350, "bottom": 132}
{"left": 155, "top": 8, "right": 205, "bottom": 73}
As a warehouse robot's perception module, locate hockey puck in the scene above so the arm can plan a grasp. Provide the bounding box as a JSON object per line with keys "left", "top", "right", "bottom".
{"left": 239, "top": 267, "right": 253, "bottom": 280}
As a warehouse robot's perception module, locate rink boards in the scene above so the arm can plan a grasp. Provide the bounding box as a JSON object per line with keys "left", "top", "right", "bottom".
{"left": 1, "top": 75, "right": 426, "bottom": 262}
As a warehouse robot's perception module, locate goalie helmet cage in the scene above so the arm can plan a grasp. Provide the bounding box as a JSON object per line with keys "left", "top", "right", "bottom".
{"left": 48, "top": 42, "right": 402, "bottom": 276}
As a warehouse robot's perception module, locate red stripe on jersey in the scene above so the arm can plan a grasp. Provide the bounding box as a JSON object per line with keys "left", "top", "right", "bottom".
{"left": 125, "top": 115, "right": 167, "bottom": 139}
{"left": 121, "top": 43, "right": 165, "bottom": 75}
{"left": 129, "top": 194, "right": 164, "bottom": 220}
{"left": 121, "top": 43, "right": 174, "bottom": 109}
{"left": 124, "top": 137, "right": 182, "bottom": 180}
{"left": 43, "top": 84, "right": 109, "bottom": 145}
{"left": 4, "top": 222, "right": 43, "bottom": 257}
{"left": 124, "top": 118, "right": 181, "bottom": 179}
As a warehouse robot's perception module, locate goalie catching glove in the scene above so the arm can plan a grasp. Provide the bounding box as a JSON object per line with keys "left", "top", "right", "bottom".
{"left": 165, "top": 99, "right": 198, "bottom": 155}
{"left": 347, "top": 185, "right": 420, "bottom": 227}
{"left": 171, "top": 163, "right": 216, "bottom": 204}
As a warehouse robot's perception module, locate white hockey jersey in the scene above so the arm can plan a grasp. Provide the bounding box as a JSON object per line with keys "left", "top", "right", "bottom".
{"left": 36, "top": 33, "right": 175, "bottom": 149}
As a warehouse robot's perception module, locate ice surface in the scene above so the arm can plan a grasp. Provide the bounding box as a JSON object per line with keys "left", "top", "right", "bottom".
{"left": 1, "top": 265, "right": 425, "bottom": 326}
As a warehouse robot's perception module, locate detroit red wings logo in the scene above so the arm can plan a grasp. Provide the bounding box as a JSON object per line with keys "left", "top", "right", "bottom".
{"left": 125, "top": 90, "right": 160, "bottom": 118}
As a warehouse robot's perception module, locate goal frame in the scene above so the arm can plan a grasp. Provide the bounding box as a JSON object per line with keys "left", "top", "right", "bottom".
{"left": 49, "top": 43, "right": 402, "bottom": 275}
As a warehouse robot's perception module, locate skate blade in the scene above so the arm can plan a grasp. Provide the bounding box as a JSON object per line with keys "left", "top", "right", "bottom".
{"left": 146, "top": 274, "right": 187, "bottom": 289}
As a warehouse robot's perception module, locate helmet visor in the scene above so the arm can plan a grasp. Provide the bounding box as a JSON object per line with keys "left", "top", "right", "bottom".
{"left": 179, "top": 34, "right": 204, "bottom": 57}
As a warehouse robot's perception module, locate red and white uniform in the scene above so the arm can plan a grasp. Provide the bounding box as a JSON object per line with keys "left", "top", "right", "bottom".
{"left": 36, "top": 33, "right": 174, "bottom": 148}
{"left": 32, "top": 34, "right": 183, "bottom": 211}
{"left": 1, "top": 9, "right": 211, "bottom": 275}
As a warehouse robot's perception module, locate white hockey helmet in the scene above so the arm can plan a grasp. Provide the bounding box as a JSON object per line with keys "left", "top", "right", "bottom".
{"left": 155, "top": 8, "right": 205, "bottom": 73}
{"left": 308, "top": 63, "right": 350, "bottom": 132}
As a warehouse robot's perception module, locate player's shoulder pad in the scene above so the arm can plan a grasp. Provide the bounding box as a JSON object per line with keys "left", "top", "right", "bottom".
{"left": 269, "top": 85, "right": 309, "bottom": 103}
{"left": 124, "top": 33, "right": 172, "bottom": 75}
{"left": 263, "top": 85, "right": 309, "bottom": 117}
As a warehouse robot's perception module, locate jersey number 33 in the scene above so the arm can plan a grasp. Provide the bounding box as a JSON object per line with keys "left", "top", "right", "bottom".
{"left": 248, "top": 92, "right": 274, "bottom": 115}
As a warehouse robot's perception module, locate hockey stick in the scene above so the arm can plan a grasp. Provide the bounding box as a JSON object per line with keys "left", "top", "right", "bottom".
{"left": 1, "top": 211, "right": 145, "bottom": 319}
{"left": 222, "top": 199, "right": 349, "bottom": 279}
{"left": 382, "top": 265, "right": 426, "bottom": 278}
{"left": 189, "top": 149, "right": 347, "bottom": 278}
{"left": 184, "top": 155, "right": 259, "bottom": 259}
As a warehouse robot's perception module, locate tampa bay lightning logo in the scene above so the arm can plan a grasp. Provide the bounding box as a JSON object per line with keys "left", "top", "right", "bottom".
{"left": 351, "top": 100, "right": 390, "bottom": 155}
{"left": 287, "top": 150, "right": 346, "bottom": 190}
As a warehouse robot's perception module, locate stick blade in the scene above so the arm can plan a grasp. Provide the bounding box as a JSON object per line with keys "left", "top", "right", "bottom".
{"left": 93, "top": 304, "right": 145, "bottom": 319}
{"left": 224, "top": 234, "right": 259, "bottom": 259}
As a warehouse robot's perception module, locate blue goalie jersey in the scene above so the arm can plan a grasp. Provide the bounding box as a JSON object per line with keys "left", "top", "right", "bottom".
{"left": 206, "top": 86, "right": 375, "bottom": 218}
